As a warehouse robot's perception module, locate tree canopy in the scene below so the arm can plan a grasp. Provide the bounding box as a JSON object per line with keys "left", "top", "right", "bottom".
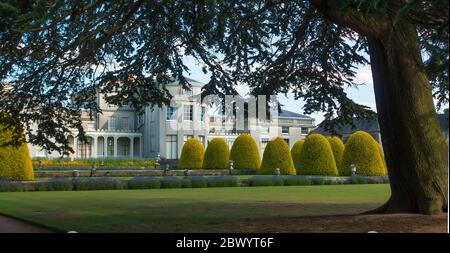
{"left": 0, "top": 0, "right": 447, "bottom": 156}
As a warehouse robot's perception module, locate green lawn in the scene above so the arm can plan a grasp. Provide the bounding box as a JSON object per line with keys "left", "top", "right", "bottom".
{"left": 0, "top": 184, "right": 390, "bottom": 232}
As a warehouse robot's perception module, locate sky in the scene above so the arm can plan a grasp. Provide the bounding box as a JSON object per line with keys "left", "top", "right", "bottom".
{"left": 183, "top": 55, "right": 377, "bottom": 125}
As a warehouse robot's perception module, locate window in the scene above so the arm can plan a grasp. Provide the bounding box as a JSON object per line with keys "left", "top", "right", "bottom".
{"left": 282, "top": 126, "right": 289, "bottom": 134}
{"left": 166, "top": 135, "right": 177, "bottom": 159}
{"left": 107, "top": 138, "right": 114, "bottom": 156}
{"left": 119, "top": 117, "right": 129, "bottom": 130}
{"left": 166, "top": 106, "right": 176, "bottom": 120}
{"left": 183, "top": 105, "right": 193, "bottom": 121}
{"left": 184, "top": 89, "right": 193, "bottom": 97}
{"left": 200, "top": 107, "right": 206, "bottom": 122}
{"left": 284, "top": 138, "right": 290, "bottom": 146}
{"left": 78, "top": 140, "right": 92, "bottom": 158}
{"left": 301, "top": 127, "right": 309, "bottom": 135}
{"left": 137, "top": 113, "right": 144, "bottom": 125}
{"left": 198, "top": 135, "right": 205, "bottom": 146}
{"left": 107, "top": 117, "right": 116, "bottom": 130}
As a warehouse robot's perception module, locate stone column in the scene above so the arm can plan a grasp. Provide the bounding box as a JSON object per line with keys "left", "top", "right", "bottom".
{"left": 104, "top": 136, "right": 108, "bottom": 158}
{"left": 113, "top": 136, "right": 118, "bottom": 157}
{"left": 140, "top": 136, "right": 143, "bottom": 158}
{"left": 73, "top": 137, "right": 78, "bottom": 158}
{"left": 93, "top": 136, "right": 98, "bottom": 158}
{"left": 130, "top": 137, "right": 134, "bottom": 158}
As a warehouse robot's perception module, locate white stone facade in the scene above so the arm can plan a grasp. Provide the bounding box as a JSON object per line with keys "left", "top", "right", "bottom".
{"left": 28, "top": 78, "right": 315, "bottom": 160}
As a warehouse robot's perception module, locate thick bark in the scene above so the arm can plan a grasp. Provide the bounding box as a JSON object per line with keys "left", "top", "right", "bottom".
{"left": 312, "top": 0, "right": 448, "bottom": 214}
{"left": 367, "top": 22, "right": 448, "bottom": 214}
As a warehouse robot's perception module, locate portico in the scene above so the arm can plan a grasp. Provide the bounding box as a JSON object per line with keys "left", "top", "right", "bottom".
{"left": 69, "top": 130, "right": 143, "bottom": 159}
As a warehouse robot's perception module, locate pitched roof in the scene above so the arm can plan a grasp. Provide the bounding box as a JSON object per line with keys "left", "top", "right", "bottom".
{"left": 167, "top": 76, "right": 205, "bottom": 87}
{"left": 312, "top": 117, "right": 380, "bottom": 136}
{"left": 313, "top": 112, "right": 449, "bottom": 136}
{"left": 278, "top": 109, "right": 312, "bottom": 119}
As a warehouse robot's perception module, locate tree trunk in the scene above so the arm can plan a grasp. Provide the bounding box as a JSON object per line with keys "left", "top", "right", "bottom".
{"left": 367, "top": 21, "right": 448, "bottom": 214}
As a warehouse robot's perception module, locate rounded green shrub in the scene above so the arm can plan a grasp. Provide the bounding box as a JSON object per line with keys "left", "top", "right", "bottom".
{"left": 0, "top": 123, "right": 34, "bottom": 181}
{"left": 341, "top": 131, "right": 387, "bottom": 176}
{"left": 229, "top": 134, "right": 261, "bottom": 170}
{"left": 297, "top": 134, "right": 338, "bottom": 176}
{"left": 327, "top": 136, "right": 345, "bottom": 171}
{"left": 202, "top": 138, "right": 230, "bottom": 169}
{"left": 291, "top": 139, "right": 305, "bottom": 170}
{"left": 178, "top": 138, "right": 205, "bottom": 170}
{"left": 260, "top": 137, "right": 296, "bottom": 175}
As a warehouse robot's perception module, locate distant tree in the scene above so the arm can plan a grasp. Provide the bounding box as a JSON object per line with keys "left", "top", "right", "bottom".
{"left": 0, "top": 0, "right": 447, "bottom": 213}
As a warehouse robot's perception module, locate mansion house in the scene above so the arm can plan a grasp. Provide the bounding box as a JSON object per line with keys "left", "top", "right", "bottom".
{"left": 28, "top": 78, "right": 315, "bottom": 160}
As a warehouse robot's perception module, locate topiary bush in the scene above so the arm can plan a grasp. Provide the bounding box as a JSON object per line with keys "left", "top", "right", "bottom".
{"left": 297, "top": 134, "right": 338, "bottom": 176}
{"left": 327, "top": 136, "right": 345, "bottom": 171}
{"left": 229, "top": 134, "right": 261, "bottom": 170}
{"left": 178, "top": 138, "right": 205, "bottom": 170}
{"left": 291, "top": 140, "right": 305, "bottom": 170}
{"left": 0, "top": 122, "right": 34, "bottom": 181}
{"left": 260, "top": 137, "right": 296, "bottom": 175}
{"left": 341, "top": 131, "right": 387, "bottom": 176}
{"left": 202, "top": 138, "right": 230, "bottom": 169}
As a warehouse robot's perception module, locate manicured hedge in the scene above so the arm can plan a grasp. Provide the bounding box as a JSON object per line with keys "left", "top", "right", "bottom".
{"left": 327, "top": 136, "right": 345, "bottom": 171}
{"left": 341, "top": 131, "right": 387, "bottom": 176}
{"left": 128, "top": 176, "right": 161, "bottom": 189}
{"left": 229, "top": 134, "right": 261, "bottom": 170}
{"left": 260, "top": 137, "right": 296, "bottom": 175}
{"left": 206, "top": 176, "right": 239, "bottom": 187}
{"left": 297, "top": 134, "right": 338, "bottom": 176}
{"left": 0, "top": 122, "right": 34, "bottom": 181}
{"left": 178, "top": 138, "right": 205, "bottom": 170}
{"left": 202, "top": 138, "right": 230, "bottom": 169}
{"left": 291, "top": 140, "right": 305, "bottom": 170}
{"left": 0, "top": 175, "right": 390, "bottom": 192}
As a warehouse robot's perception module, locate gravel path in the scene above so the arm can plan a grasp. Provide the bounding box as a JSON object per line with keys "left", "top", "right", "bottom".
{"left": 0, "top": 215, "right": 55, "bottom": 233}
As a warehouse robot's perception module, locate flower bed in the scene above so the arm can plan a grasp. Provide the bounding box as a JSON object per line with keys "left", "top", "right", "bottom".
{"left": 32, "top": 158, "right": 159, "bottom": 167}
{"left": 34, "top": 169, "right": 258, "bottom": 177}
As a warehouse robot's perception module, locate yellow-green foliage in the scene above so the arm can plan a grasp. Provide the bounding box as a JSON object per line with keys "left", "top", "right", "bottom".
{"left": 178, "top": 138, "right": 205, "bottom": 170}
{"left": 327, "top": 136, "right": 345, "bottom": 171}
{"left": 0, "top": 124, "right": 34, "bottom": 181}
{"left": 341, "top": 131, "right": 387, "bottom": 176}
{"left": 298, "top": 134, "right": 338, "bottom": 176}
{"left": 260, "top": 137, "right": 296, "bottom": 175}
{"left": 202, "top": 138, "right": 230, "bottom": 169}
{"left": 229, "top": 134, "right": 261, "bottom": 170}
{"left": 290, "top": 139, "right": 304, "bottom": 170}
